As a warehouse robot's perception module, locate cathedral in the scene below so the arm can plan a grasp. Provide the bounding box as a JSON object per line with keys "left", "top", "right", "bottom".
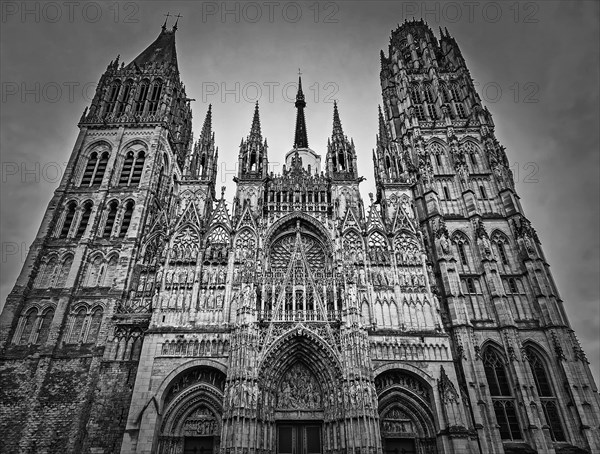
{"left": 1, "top": 17, "right": 599, "bottom": 454}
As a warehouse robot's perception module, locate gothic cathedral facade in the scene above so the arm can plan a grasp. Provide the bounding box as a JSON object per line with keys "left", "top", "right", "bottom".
{"left": 1, "top": 19, "right": 599, "bottom": 454}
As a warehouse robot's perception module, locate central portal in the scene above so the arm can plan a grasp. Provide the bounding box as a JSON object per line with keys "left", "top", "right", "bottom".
{"left": 277, "top": 423, "right": 322, "bottom": 454}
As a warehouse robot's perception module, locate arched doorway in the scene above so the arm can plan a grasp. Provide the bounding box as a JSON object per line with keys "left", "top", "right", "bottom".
{"left": 375, "top": 369, "right": 438, "bottom": 454}
{"left": 275, "top": 362, "right": 324, "bottom": 454}
{"left": 257, "top": 329, "right": 345, "bottom": 454}
{"left": 157, "top": 366, "right": 227, "bottom": 454}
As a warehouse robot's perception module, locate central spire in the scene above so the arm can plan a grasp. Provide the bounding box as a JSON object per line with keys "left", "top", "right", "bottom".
{"left": 293, "top": 74, "right": 308, "bottom": 149}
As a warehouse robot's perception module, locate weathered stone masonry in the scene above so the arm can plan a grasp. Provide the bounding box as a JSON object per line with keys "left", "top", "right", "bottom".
{"left": 1, "top": 18, "right": 599, "bottom": 454}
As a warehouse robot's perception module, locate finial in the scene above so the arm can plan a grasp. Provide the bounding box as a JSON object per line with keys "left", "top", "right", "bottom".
{"left": 162, "top": 12, "right": 171, "bottom": 31}
{"left": 369, "top": 193, "right": 374, "bottom": 202}
{"left": 173, "top": 13, "right": 182, "bottom": 31}
{"left": 221, "top": 186, "right": 226, "bottom": 197}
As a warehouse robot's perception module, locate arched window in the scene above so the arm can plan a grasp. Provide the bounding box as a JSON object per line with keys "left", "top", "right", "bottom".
{"left": 86, "top": 307, "right": 103, "bottom": 343}
{"left": 461, "top": 277, "right": 487, "bottom": 319}
{"left": 483, "top": 349, "right": 522, "bottom": 440}
{"left": 41, "top": 256, "right": 58, "bottom": 287}
{"left": 479, "top": 185, "right": 487, "bottom": 199}
{"left": 69, "top": 307, "right": 87, "bottom": 343}
{"left": 385, "top": 155, "right": 392, "bottom": 176}
{"left": 148, "top": 79, "right": 163, "bottom": 114}
{"left": 118, "top": 79, "right": 133, "bottom": 115}
{"left": 453, "top": 234, "right": 471, "bottom": 268}
{"left": 465, "top": 277, "right": 476, "bottom": 294}
{"left": 508, "top": 278, "right": 518, "bottom": 294}
{"left": 492, "top": 233, "right": 511, "bottom": 267}
{"left": 55, "top": 255, "right": 73, "bottom": 287}
{"left": 80, "top": 152, "right": 98, "bottom": 186}
{"left": 450, "top": 82, "right": 466, "bottom": 118}
{"left": 498, "top": 242, "right": 509, "bottom": 265}
{"left": 86, "top": 255, "right": 103, "bottom": 287}
{"left": 457, "top": 242, "right": 468, "bottom": 265}
{"left": 131, "top": 151, "right": 145, "bottom": 184}
{"left": 103, "top": 201, "right": 118, "bottom": 238}
{"left": 119, "top": 201, "right": 134, "bottom": 237}
{"left": 439, "top": 82, "right": 451, "bottom": 104}
{"left": 525, "top": 348, "right": 566, "bottom": 441}
{"left": 81, "top": 151, "right": 109, "bottom": 186}
{"left": 135, "top": 80, "right": 150, "bottom": 114}
{"left": 60, "top": 202, "right": 77, "bottom": 238}
{"left": 423, "top": 83, "right": 438, "bottom": 120}
{"left": 105, "top": 80, "right": 121, "bottom": 114}
{"left": 119, "top": 151, "right": 134, "bottom": 185}
{"left": 92, "top": 152, "right": 108, "bottom": 185}
{"left": 470, "top": 152, "right": 478, "bottom": 167}
{"left": 19, "top": 308, "right": 38, "bottom": 345}
{"left": 449, "top": 82, "right": 462, "bottom": 102}
{"left": 36, "top": 308, "right": 54, "bottom": 344}
{"left": 119, "top": 149, "right": 145, "bottom": 186}
{"left": 76, "top": 201, "right": 93, "bottom": 237}
{"left": 102, "top": 254, "right": 118, "bottom": 287}
{"left": 409, "top": 84, "right": 426, "bottom": 121}
{"left": 443, "top": 185, "right": 451, "bottom": 200}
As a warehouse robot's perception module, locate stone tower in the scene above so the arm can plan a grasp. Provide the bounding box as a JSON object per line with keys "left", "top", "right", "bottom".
{"left": 377, "top": 19, "right": 600, "bottom": 454}
{"left": 0, "top": 17, "right": 598, "bottom": 454}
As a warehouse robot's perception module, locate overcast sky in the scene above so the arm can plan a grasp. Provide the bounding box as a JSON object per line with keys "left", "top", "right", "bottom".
{"left": 1, "top": 1, "right": 598, "bottom": 381}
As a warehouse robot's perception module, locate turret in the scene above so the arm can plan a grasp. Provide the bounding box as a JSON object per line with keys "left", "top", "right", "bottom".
{"left": 238, "top": 102, "right": 268, "bottom": 179}
{"left": 185, "top": 105, "right": 217, "bottom": 186}
{"left": 326, "top": 101, "right": 357, "bottom": 180}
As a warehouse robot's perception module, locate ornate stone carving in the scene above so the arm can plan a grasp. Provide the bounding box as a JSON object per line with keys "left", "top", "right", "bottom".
{"left": 276, "top": 363, "right": 322, "bottom": 410}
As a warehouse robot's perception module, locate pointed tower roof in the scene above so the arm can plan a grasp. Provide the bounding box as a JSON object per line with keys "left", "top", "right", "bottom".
{"left": 331, "top": 101, "right": 344, "bottom": 142}
{"left": 127, "top": 24, "right": 178, "bottom": 70}
{"left": 293, "top": 75, "right": 308, "bottom": 149}
{"left": 249, "top": 101, "right": 262, "bottom": 141}
{"left": 199, "top": 104, "right": 213, "bottom": 142}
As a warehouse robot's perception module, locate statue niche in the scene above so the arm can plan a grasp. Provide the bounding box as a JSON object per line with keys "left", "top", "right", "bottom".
{"left": 276, "top": 362, "right": 322, "bottom": 410}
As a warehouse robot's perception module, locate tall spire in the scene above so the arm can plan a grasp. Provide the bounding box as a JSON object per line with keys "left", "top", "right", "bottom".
{"left": 199, "top": 104, "right": 213, "bottom": 142}
{"left": 331, "top": 100, "right": 344, "bottom": 141}
{"left": 293, "top": 74, "right": 308, "bottom": 149}
{"left": 249, "top": 101, "right": 262, "bottom": 140}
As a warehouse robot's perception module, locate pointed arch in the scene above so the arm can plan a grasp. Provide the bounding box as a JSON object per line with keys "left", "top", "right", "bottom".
{"left": 264, "top": 212, "right": 334, "bottom": 256}
{"left": 55, "top": 253, "right": 73, "bottom": 287}
{"left": 119, "top": 199, "right": 135, "bottom": 237}
{"left": 523, "top": 341, "right": 566, "bottom": 441}
{"left": 18, "top": 307, "right": 38, "bottom": 345}
{"left": 76, "top": 200, "right": 94, "bottom": 237}
{"left": 375, "top": 367, "right": 437, "bottom": 450}
{"left": 37, "top": 307, "right": 55, "bottom": 345}
{"left": 233, "top": 227, "right": 257, "bottom": 262}
{"left": 85, "top": 252, "right": 105, "bottom": 287}
{"left": 481, "top": 342, "right": 522, "bottom": 441}
{"left": 60, "top": 201, "right": 78, "bottom": 238}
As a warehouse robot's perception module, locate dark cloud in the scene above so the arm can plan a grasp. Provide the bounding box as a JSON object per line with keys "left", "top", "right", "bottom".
{"left": 1, "top": 1, "right": 598, "bottom": 380}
